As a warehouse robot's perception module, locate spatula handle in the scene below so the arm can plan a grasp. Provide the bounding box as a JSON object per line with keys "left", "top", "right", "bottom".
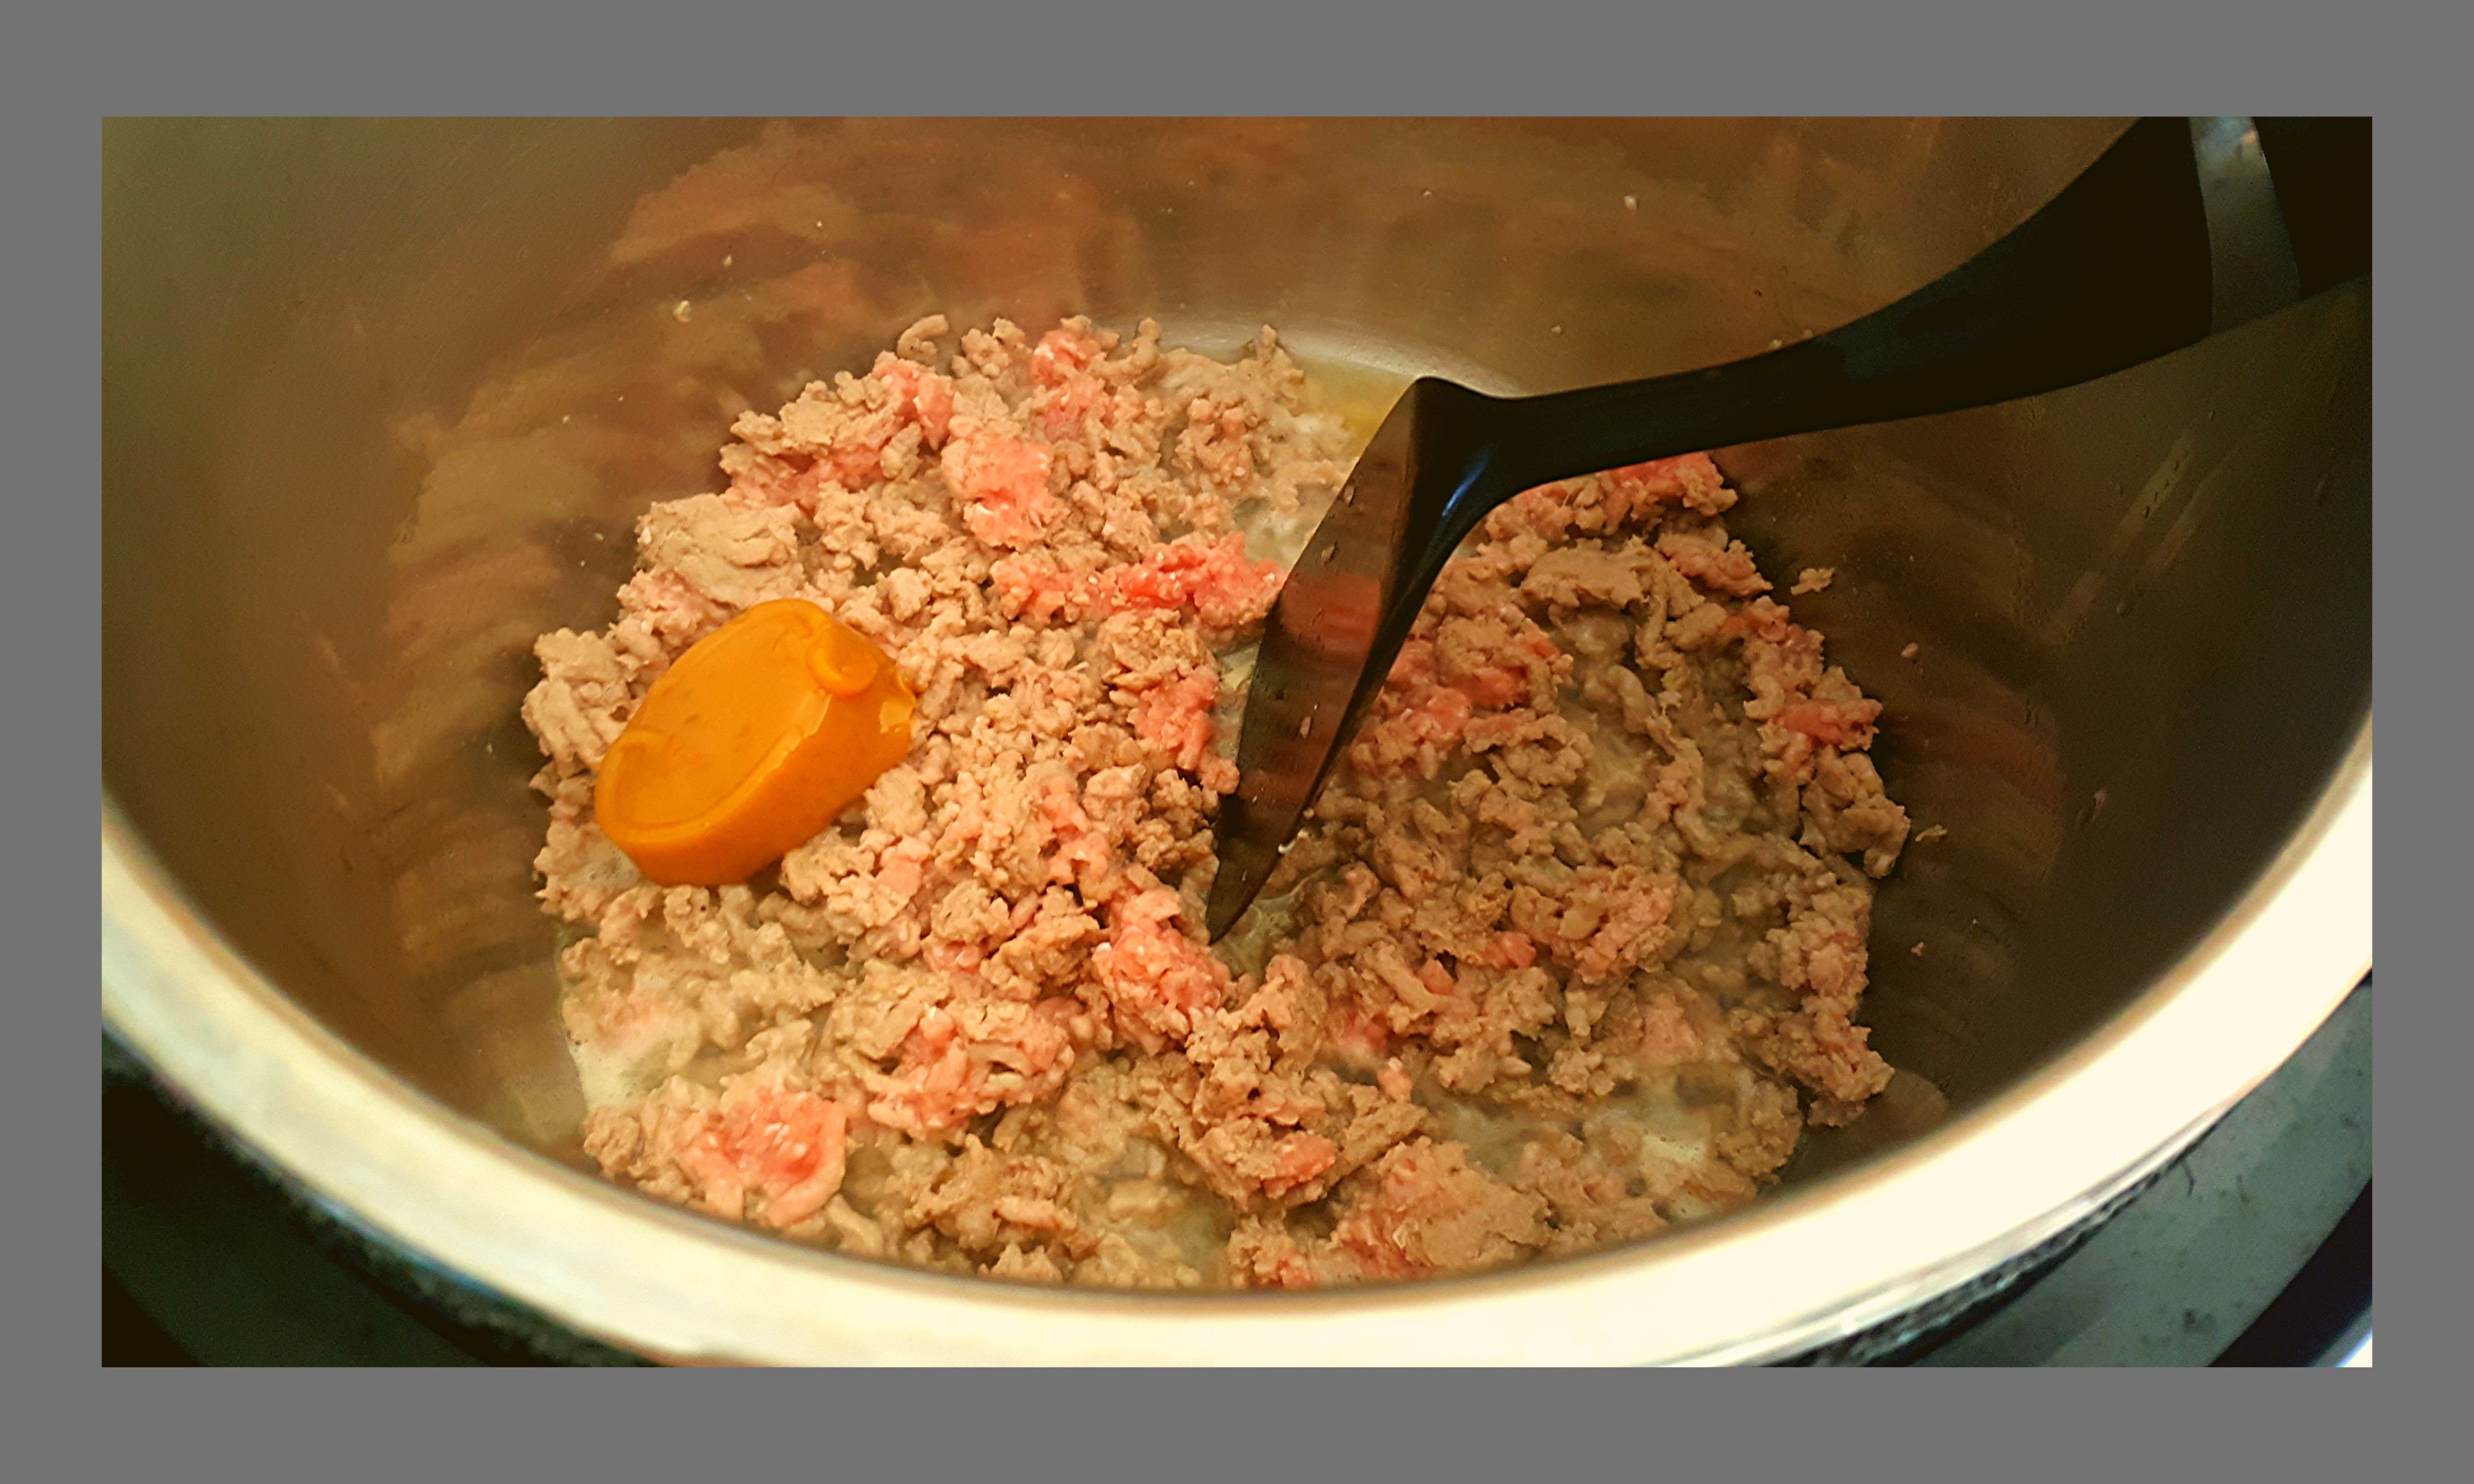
{"left": 1481, "top": 116, "right": 2368, "bottom": 503}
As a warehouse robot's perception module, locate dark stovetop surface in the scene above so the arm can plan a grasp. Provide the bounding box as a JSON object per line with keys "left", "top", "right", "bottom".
{"left": 101, "top": 979, "right": 2370, "bottom": 1367}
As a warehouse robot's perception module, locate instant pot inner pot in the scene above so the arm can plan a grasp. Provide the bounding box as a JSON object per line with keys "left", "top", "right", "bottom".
{"left": 102, "top": 119, "right": 2369, "bottom": 1208}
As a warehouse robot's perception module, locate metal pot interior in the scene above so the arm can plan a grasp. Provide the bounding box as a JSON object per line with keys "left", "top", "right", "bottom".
{"left": 101, "top": 117, "right": 2370, "bottom": 1239}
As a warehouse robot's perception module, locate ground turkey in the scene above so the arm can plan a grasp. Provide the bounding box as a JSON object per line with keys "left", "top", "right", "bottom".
{"left": 525, "top": 313, "right": 1911, "bottom": 1288}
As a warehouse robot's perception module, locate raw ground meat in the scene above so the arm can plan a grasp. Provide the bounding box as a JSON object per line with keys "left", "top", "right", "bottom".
{"left": 523, "top": 314, "right": 1911, "bottom": 1289}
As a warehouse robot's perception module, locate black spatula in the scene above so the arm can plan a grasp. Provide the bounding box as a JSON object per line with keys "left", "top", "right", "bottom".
{"left": 1209, "top": 116, "right": 2369, "bottom": 940}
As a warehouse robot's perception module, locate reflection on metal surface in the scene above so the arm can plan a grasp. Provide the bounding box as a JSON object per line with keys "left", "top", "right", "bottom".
{"left": 2189, "top": 116, "right": 2304, "bottom": 335}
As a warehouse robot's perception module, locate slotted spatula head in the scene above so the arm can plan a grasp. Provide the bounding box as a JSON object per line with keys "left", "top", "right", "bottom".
{"left": 1207, "top": 378, "right": 1503, "bottom": 940}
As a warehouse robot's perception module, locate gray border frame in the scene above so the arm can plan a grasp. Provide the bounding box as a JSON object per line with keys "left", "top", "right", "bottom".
{"left": 51, "top": 0, "right": 2444, "bottom": 1470}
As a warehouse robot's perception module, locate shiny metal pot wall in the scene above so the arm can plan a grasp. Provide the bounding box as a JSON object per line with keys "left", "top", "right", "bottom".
{"left": 101, "top": 119, "right": 2371, "bottom": 1364}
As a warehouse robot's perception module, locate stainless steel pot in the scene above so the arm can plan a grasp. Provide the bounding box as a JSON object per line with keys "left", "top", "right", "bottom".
{"left": 101, "top": 118, "right": 2371, "bottom": 1365}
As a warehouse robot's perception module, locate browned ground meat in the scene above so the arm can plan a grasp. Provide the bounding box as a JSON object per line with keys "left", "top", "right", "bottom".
{"left": 522, "top": 315, "right": 1910, "bottom": 1289}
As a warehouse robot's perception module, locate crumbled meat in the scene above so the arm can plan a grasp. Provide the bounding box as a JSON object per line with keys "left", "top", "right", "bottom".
{"left": 526, "top": 318, "right": 1911, "bottom": 1289}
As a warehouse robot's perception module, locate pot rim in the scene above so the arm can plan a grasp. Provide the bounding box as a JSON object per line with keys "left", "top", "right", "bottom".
{"left": 100, "top": 720, "right": 2371, "bottom": 1365}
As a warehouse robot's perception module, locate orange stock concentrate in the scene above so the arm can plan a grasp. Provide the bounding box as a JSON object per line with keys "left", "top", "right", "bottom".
{"left": 594, "top": 599, "right": 917, "bottom": 886}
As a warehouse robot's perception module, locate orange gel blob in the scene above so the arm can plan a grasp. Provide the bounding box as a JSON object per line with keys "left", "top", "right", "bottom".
{"left": 594, "top": 599, "right": 916, "bottom": 886}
